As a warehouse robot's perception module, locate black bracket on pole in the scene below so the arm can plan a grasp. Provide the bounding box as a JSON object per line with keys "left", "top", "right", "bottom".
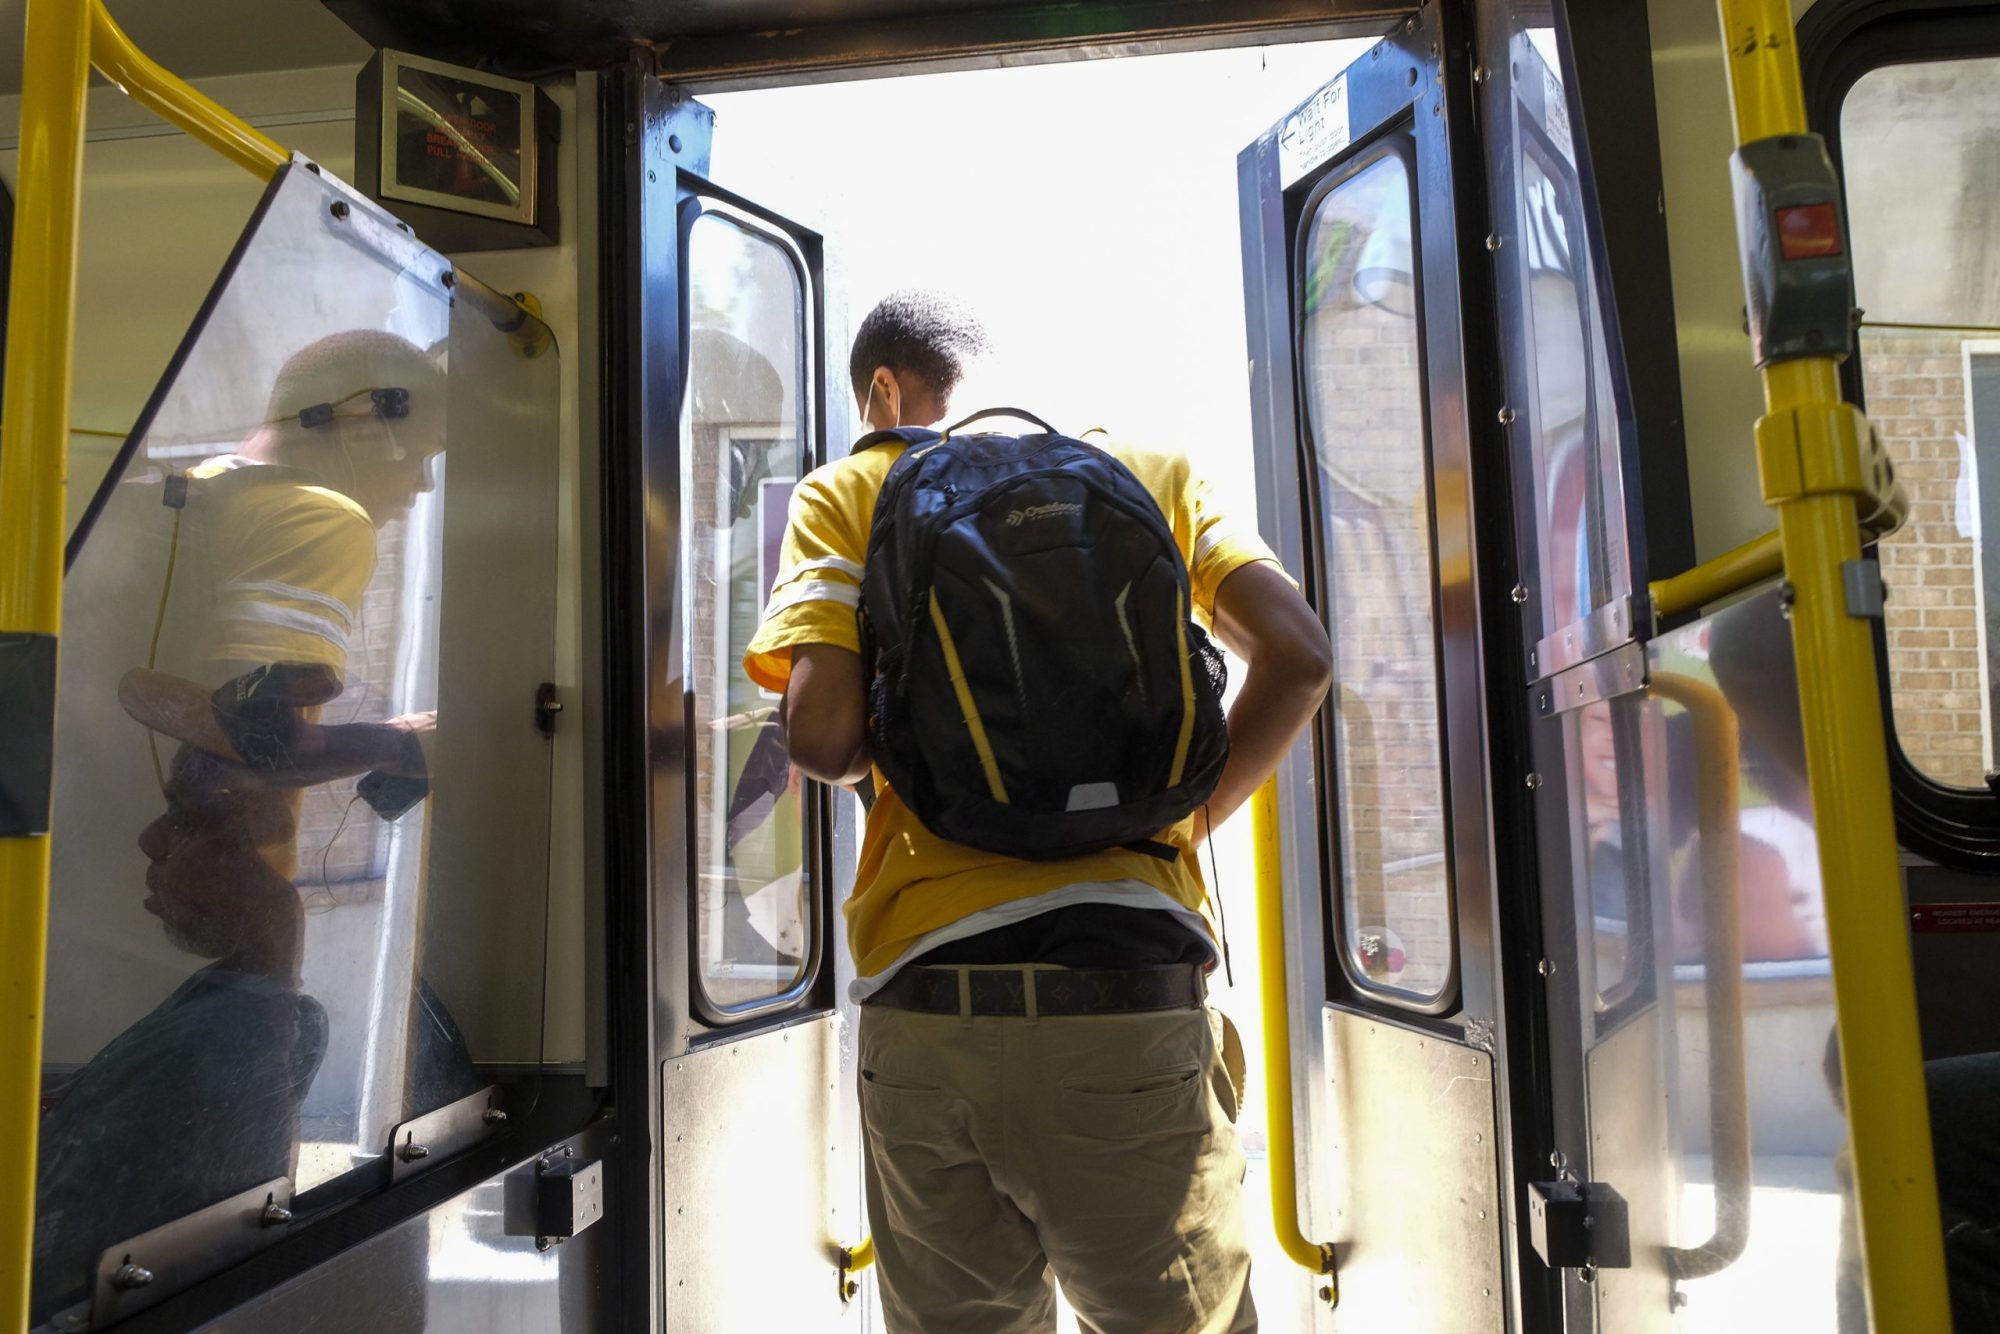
{"left": 0, "top": 631, "right": 58, "bottom": 836}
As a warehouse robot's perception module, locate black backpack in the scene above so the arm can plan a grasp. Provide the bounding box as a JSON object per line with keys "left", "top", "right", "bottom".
{"left": 855, "top": 409, "right": 1229, "bottom": 861}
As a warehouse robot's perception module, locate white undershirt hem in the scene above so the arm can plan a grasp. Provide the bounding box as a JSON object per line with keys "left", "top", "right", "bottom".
{"left": 848, "top": 879, "right": 1217, "bottom": 1004}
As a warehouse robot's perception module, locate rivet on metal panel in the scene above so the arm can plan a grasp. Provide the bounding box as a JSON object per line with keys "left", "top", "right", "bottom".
{"left": 1473, "top": 66, "right": 1488, "bottom": 84}
{"left": 537, "top": 1236, "right": 557, "bottom": 1252}
{"left": 1525, "top": 772, "right": 1542, "bottom": 790}
{"left": 1538, "top": 958, "right": 1555, "bottom": 976}
{"left": 669, "top": 134, "right": 684, "bottom": 153}
{"left": 1497, "top": 406, "right": 1516, "bottom": 424}
{"left": 1486, "top": 233, "right": 1503, "bottom": 252}
{"left": 260, "top": 1197, "right": 292, "bottom": 1227}
{"left": 1511, "top": 584, "right": 1528, "bottom": 603}
{"left": 398, "top": 1133, "right": 430, "bottom": 1162}
{"left": 1432, "top": 101, "right": 1441, "bottom": 116}
{"left": 1778, "top": 581, "right": 1796, "bottom": 619}
{"left": 484, "top": 1108, "right": 508, "bottom": 1125}
{"left": 111, "top": 1261, "right": 154, "bottom": 1291}
{"left": 328, "top": 200, "right": 349, "bottom": 220}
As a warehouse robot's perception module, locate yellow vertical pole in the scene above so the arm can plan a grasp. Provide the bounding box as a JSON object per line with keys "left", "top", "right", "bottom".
{"left": 0, "top": 0, "right": 91, "bottom": 1323}
{"left": 1713, "top": 2, "right": 1951, "bottom": 1328}
{"left": 1251, "top": 777, "right": 1337, "bottom": 1285}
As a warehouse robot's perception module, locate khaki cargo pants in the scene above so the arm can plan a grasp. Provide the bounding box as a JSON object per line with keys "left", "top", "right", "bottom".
{"left": 857, "top": 979, "right": 1256, "bottom": 1334}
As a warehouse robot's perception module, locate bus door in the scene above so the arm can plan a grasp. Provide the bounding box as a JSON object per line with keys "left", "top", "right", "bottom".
{"left": 1236, "top": 11, "right": 1519, "bottom": 1331}
{"left": 1477, "top": 8, "right": 1852, "bottom": 1331}
{"left": 604, "top": 70, "right": 864, "bottom": 1330}
{"left": 1477, "top": 20, "right": 1680, "bottom": 1334}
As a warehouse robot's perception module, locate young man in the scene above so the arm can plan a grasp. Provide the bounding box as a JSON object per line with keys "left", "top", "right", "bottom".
{"left": 743, "top": 291, "right": 1332, "bottom": 1333}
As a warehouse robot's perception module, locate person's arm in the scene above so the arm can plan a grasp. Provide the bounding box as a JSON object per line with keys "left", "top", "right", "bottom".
{"left": 782, "top": 643, "right": 871, "bottom": 785}
{"left": 1200, "top": 560, "right": 1334, "bottom": 838}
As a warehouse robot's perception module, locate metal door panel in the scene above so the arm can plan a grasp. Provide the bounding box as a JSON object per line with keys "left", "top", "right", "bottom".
{"left": 1585, "top": 1004, "right": 1675, "bottom": 1331}
{"left": 1236, "top": 7, "right": 1527, "bottom": 1328}
{"left": 1321, "top": 1010, "right": 1505, "bottom": 1332}
{"left": 661, "top": 1015, "right": 858, "bottom": 1330}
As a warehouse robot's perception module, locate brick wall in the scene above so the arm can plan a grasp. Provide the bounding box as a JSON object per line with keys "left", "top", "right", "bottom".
{"left": 1861, "top": 329, "right": 1987, "bottom": 788}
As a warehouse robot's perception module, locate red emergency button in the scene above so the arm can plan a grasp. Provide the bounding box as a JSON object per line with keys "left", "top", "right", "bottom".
{"left": 1776, "top": 203, "right": 1843, "bottom": 260}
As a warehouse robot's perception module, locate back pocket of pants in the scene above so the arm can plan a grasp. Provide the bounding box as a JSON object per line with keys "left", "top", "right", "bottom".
{"left": 860, "top": 1067, "right": 954, "bottom": 1145}
{"left": 1057, "top": 1063, "right": 1207, "bottom": 1140}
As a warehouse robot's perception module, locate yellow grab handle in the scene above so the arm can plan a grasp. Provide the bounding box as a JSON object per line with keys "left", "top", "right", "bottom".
{"left": 87, "top": 0, "right": 287, "bottom": 179}
{"left": 1650, "top": 674, "right": 1751, "bottom": 1280}
{"left": 1251, "top": 778, "right": 1338, "bottom": 1286}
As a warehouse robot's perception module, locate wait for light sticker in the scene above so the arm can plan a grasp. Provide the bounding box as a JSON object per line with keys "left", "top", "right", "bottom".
{"left": 1279, "top": 74, "right": 1351, "bottom": 188}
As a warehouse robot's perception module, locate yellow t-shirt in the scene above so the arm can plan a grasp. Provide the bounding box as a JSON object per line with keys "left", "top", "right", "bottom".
{"left": 176, "top": 457, "right": 377, "bottom": 682}
{"left": 743, "top": 435, "right": 1281, "bottom": 979}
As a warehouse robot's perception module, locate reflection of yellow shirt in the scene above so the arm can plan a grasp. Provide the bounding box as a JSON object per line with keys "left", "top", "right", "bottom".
{"left": 179, "top": 457, "right": 376, "bottom": 681}
{"left": 743, "top": 437, "right": 1281, "bottom": 979}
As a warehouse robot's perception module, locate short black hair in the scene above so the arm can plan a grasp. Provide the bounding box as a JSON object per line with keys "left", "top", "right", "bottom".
{"left": 848, "top": 290, "right": 988, "bottom": 401}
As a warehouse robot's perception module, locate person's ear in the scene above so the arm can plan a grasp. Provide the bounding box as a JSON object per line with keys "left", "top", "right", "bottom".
{"left": 870, "top": 366, "right": 900, "bottom": 429}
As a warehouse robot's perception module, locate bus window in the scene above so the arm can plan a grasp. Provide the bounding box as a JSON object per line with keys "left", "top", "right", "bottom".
{"left": 1842, "top": 56, "right": 2000, "bottom": 791}
{"left": 680, "top": 205, "right": 814, "bottom": 1018}
{"left": 1297, "top": 144, "right": 1455, "bottom": 1008}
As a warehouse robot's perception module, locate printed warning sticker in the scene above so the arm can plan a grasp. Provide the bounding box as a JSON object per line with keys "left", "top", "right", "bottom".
{"left": 1279, "top": 74, "right": 1351, "bottom": 188}
{"left": 1911, "top": 902, "right": 2000, "bottom": 933}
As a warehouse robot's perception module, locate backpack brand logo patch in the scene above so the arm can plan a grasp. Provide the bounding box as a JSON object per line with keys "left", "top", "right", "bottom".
{"left": 1005, "top": 502, "right": 1082, "bottom": 527}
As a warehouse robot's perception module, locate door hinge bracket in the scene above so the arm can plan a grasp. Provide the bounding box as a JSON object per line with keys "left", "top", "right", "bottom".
{"left": 1528, "top": 1179, "right": 1632, "bottom": 1273}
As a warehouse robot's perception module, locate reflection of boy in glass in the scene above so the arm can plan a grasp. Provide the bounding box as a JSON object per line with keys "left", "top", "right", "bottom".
{"left": 135, "top": 330, "right": 446, "bottom": 810}
{"left": 32, "top": 747, "right": 325, "bottom": 1323}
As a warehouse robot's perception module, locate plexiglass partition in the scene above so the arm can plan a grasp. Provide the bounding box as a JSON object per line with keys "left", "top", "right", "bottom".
{"left": 33, "top": 159, "right": 559, "bottom": 1325}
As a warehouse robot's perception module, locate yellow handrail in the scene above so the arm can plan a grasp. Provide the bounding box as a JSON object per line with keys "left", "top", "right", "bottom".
{"left": 1649, "top": 674, "right": 1750, "bottom": 1280}
{"left": 838, "top": 1232, "right": 875, "bottom": 1300}
{"left": 1713, "top": 2, "right": 1950, "bottom": 1327}
{"left": 1649, "top": 529, "right": 1783, "bottom": 621}
{"left": 1252, "top": 778, "right": 1338, "bottom": 1287}
{"left": 86, "top": 0, "right": 287, "bottom": 179}
{"left": 0, "top": 0, "right": 92, "bottom": 1323}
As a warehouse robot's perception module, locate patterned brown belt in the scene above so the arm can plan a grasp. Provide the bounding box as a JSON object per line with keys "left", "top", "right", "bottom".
{"left": 863, "top": 962, "right": 1207, "bottom": 1017}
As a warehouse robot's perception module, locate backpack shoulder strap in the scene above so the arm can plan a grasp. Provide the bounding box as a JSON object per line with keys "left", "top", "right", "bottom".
{"left": 850, "top": 426, "right": 941, "bottom": 456}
